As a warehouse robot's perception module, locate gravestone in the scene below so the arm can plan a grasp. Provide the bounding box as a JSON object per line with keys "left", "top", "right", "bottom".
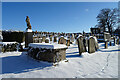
{"left": 45, "top": 39, "right": 49, "bottom": 43}
{"left": 94, "top": 37, "right": 99, "bottom": 51}
{"left": 42, "top": 36, "right": 46, "bottom": 42}
{"left": 109, "top": 41, "right": 112, "bottom": 46}
{"left": 33, "top": 36, "right": 38, "bottom": 43}
{"left": 104, "top": 32, "right": 111, "bottom": 42}
{"left": 49, "top": 35, "right": 53, "bottom": 41}
{"left": 70, "top": 34, "right": 74, "bottom": 42}
{"left": 54, "top": 36, "right": 57, "bottom": 42}
{"left": 116, "top": 37, "right": 119, "bottom": 45}
{"left": 77, "top": 36, "right": 86, "bottom": 55}
{"left": 39, "top": 38, "right": 42, "bottom": 43}
{"left": 105, "top": 41, "right": 108, "bottom": 49}
{"left": 66, "top": 39, "right": 70, "bottom": 46}
{"left": 88, "top": 37, "right": 96, "bottom": 53}
{"left": 34, "top": 38, "right": 39, "bottom": 43}
{"left": 58, "top": 37, "right": 66, "bottom": 45}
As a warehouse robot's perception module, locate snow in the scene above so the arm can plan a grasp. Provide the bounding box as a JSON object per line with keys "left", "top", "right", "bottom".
{"left": 0, "top": 35, "right": 3, "bottom": 40}
{"left": 0, "top": 42, "right": 18, "bottom": 46}
{"left": 77, "top": 34, "right": 82, "bottom": 39}
{"left": 0, "top": 42, "right": 119, "bottom": 78}
{"left": 28, "top": 43, "right": 68, "bottom": 49}
{"left": 25, "top": 29, "right": 32, "bottom": 32}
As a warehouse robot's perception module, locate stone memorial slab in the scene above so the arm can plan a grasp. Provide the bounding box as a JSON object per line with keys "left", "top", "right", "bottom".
{"left": 104, "top": 32, "right": 111, "bottom": 42}
{"left": 77, "top": 35, "right": 87, "bottom": 55}
{"left": 88, "top": 36, "right": 96, "bottom": 53}
{"left": 58, "top": 37, "right": 66, "bottom": 45}
{"left": 45, "top": 39, "right": 49, "bottom": 43}
{"left": 66, "top": 39, "right": 70, "bottom": 46}
{"left": 28, "top": 43, "right": 68, "bottom": 62}
{"left": 42, "top": 36, "right": 46, "bottom": 42}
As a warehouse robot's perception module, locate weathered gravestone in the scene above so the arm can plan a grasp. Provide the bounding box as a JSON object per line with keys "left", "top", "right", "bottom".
{"left": 34, "top": 38, "right": 39, "bottom": 43}
{"left": 116, "top": 37, "right": 119, "bottom": 45}
{"left": 70, "top": 34, "right": 74, "bottom": 42}
{"left": 83, "top": 36, "right": 87, "bottom": 52}
{"left": 45, "top": 39, "right": 49, "bottom": 43}
{"left": 105, "top": 41, "right": 108, "bottom": 49}
{"left": 77, "top": 36, "right": 87, "bottom": 55}
{"left": 54, "top": 36, "right": 57, "bottom": 42}
{"left": 109, "top": 41, "right": 112, "bottom": 46}
{"left": 39, "top": 38, "right": 42, "bottom": 43}
{"left": 49, "top": 35, "right": 53, "bottom": 41}
{"left": 58, "top": 37, "right": 66, "bottom": 45}
{"left": 104, "top": 32, "right": 111, "bottom": 49}
{"left": 94, "top": 37, "right": 99, "bottom": 50}
{"left": 104, "top": 32, "right": 111, "bottom": 42}
{"left": 88, "top": 37, "right": 96, "bottom": 53}
{"left": 42, "top": 36, "right": 46, "bottom": 42}
{"left": 28, "top": 43, "right": 68, "bottom": 63}
{"left": 33, "top": 36, "right": 37, "bottom": 43}
{"left": 66, "top": 39, "right": 70, "bottom": 46}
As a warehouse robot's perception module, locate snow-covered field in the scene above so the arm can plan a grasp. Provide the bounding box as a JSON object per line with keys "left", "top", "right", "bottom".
{"left": 0, "top": 42, "right": 119, "bottom": 78}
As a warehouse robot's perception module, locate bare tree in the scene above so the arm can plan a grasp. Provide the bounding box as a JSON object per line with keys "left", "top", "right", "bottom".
{"left": 96, "top": 8, "right": 118, "bottom": 34}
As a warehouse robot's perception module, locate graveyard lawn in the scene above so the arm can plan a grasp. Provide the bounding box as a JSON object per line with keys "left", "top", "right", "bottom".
{"left": 0, "top": 42, "right": 119, "bottom": 78}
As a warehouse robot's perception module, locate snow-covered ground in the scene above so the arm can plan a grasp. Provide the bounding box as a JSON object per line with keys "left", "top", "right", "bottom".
{"left": 0, "top": 42, "right": 119, "bottom": 78}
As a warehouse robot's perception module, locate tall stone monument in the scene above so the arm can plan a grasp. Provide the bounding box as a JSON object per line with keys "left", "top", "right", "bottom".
{"left": 25, "top": 16, "right": 33, "bottom": 48}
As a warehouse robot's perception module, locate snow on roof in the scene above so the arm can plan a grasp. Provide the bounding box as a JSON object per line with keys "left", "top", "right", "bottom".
{"left": 29, "top": 43, "right": 68, "bottom": 49}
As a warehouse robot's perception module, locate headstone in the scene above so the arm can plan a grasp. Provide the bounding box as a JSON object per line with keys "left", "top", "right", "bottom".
{"left": 45, "top": 39, "right": 49, "bottom": 43}
{"left": 109, "top": 41, "right": 112, "bottom": 46}
{"left": 70, "top": 34, "right": 74, "bottom": 42}
{"left": 83, "top": 37, "right": 87, "bottom": 52}
{"left": 39, "top": 38, "right": 42, "bottom": 43}
{"left": 42, "top": 36, "right": 46, "bottom": 42}
{"left": 49, "top": 35, "right": 53, "bottom": 41}
{"left": 104, "top": 32, "right": 111, "bottom": 42}
{"left": 88, "top": 37, "right": 96, "bottom": 53}
{"left": 116, "top": 37, "right": 119, "bottom": 45}
{"left": 105, "top": 41, "right": 108, "bottom": 49}
{"left": 54, "top": 36, "right": 57, "bottom": 42}
{"left": 58, "top": 37, "right": 66, "bottom": 45}
{"left": 77, "top": 36, "right": 87, "bottom": 55}
{"left": 94, "top": 37, "right": 99, "bottom": 51}
{"left": 66, "top": 39, "right": 70, "bottom": 46}
{"left": 34, "top": 38, "right": 39, "bottom": 43}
